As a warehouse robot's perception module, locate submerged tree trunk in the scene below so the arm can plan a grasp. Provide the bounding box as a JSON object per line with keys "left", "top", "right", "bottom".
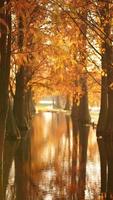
{"left": 0, "top": 0, "right": 11, "bottom": 198}
{"left": 13, "top": 16, "right": 33, "bottom": 136}
{"left": 14, "top": 68, "right": 34, "bottom": 134}
{"left": 96, "top": 71, "right": 108, "bottom": 194}
{"left": 105, "top": 64, "right": 113, "bottom": 198}
{"left": 77, "top": 77, "right": 90, "bottom": 200}
{"left": 78, "top": 77, "right": 91, "bottom": 126}
{"left": 96, "top": 2, "right": 112, "bottom": 196}
{"left": 6, "top": 100, "right": 21, "bottom": 140}
{"left": 14, "top": 68, "right": 29, "bottom": 133}
{"left": 65, "top": 95, "right": 70, "bottom": 110}
{"left": 71, "top": 3, "right": 90, "bottom": 199}
{"left": 71, "top": 78, "right": 90, "bottom": 200}
{"left": 96, "top": 37, "right": 108, "bottom": 196}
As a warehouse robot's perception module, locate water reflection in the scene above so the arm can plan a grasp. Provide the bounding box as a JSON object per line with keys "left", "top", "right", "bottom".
{"left": 15, "top": 135, "right": 31, "bottom": 200}
{"left": 31, "top": 112, "right": 100, "bottom": 200}
{"left": 4, "top": 140, "right": 19, "bottom": 200}
{"left": 4, "top": 132, "right": 31, "bottom": 200}
{"left": 4, "top": 112, "right": 100, "bottom": 200}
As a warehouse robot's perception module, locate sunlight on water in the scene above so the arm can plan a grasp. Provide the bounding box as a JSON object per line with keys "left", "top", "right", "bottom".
{"left": 86, "top": 128, "right": 100, "bottom": 200}
{"left": 42, "top": 144, "right": 55, "bottom": 163}
{"left": 44, "top": 194, "right": 53, "bottom": 200}
{"left": 6, "top": 112, "right": 101, "bottom": 200}
{"left": 31, "top": 112, "right": 67, "bottom": 168}
{"left": 6, "top": 160, "right": 15, "bottom": 200}
{"left": 31, "top": 112, "right": 100, "bottom": 199}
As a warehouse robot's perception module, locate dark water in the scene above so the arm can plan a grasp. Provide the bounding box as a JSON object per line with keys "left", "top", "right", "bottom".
{"left": 4, "top": 112, "right": 100, "bottom": 200}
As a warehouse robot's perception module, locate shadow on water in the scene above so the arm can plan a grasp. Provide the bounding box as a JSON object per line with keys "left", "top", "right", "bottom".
{"left": 70, "top": 112, "right": 90, "bottom": 200}
{"left": 3, "top": 112, "right": 100, "bottom": 200}
{"left": 3, "top": 131, "right": 31, "bottom": 200}
{"left": 15, "top": 133, "right": 32, "bottom": 200}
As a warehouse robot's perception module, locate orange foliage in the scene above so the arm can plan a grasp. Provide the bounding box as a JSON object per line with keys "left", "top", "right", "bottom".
{"left": 7, "top": 0, "right": 111, "bottom": 104}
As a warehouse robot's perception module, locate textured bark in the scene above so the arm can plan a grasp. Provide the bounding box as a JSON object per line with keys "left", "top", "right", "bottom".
{"left": 78, "top": 77, "right": 91, "bottom": 126}
{"left": 96, "top": 26, "right": 108, "bottom": 196}
{"left": 14, "top": 68, "right": 29, "bottom": 133}
{"left": 96, "top": 2, "right": 112, "bottom": 195}
{"left": 71, "top": 89, "right": 90, "bottom": 200}
{"left": 0, "top": 0, "right": 10, "bottom": 131}
{"left": 6, "top": 100, "right": 21, "bottom": 139}
{"left": 0, "top": 1, "right": 11, "bottom": 199}
{"left": 65, "top": 95, "right": 70, "bottom": 110}
{"left": 105, "top": 64, "right": 113, "bottom": 197}
{"left": 71, "top": 5, "right": 90, "bottom": 199}
{"left": 13, "top": 16, "right": 33, "bottom": 135}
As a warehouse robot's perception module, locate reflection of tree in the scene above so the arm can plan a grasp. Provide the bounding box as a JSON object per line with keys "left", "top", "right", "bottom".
{"left": 65, "top": 114, "right": 71, "bottom": 171}
{"left": 78, "top": 125, "right": 89, "bottom": 199}
{"left": 15, "top": 134, "right": 31, "bottom": 200}
{"left": 71, "top": 122, "right": 78, "bottom": 199}
{"left": 71, "top": 73, "right": 90, "bottom": 199}
{"left": 71, "top": 101, "right": 79, "bottom": 199}
{"left": 3, "top": 140, "right": 19, "bottom": 200}
{"left": 71, "top": 117, "right": 89, "bottom": 200}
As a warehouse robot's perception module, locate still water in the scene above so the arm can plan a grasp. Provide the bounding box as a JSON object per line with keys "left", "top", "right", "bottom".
{"left": 5, "top": 112, "right": 100, "bottom": 200}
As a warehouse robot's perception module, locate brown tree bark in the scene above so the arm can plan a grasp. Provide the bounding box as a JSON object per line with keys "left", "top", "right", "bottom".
{"left": 71, "top": 4, "right": 90, "bottom": 199}
{"left": 0, "top": 0, "right": 11, "bottom": 198}
{"left": 105, "top": 53, "right": 113, "bottom": 198}
{"left": 14, "top": 68, "right": 29, "bottom": 132}
{"left": 13, "top": 16, "right": 33, "bottom": 136}
{"left": 6, "top": 100, "right": 21, "bottom": 140}
{"left": 96, "top": 2, "right": 112, "bottom": 196}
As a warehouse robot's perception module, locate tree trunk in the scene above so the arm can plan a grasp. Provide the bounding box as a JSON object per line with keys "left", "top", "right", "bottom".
{"left": 13, "top": 15, "right": 33, "bottom": 136}
{"left": 105, "top": 65, "right": 113, "bottom": 198}
{"left": 65, "top": 95, "right": 70, "bottom": 110}
{"left": 96, "top": 2, "right": 112, "bottom": 195}
{"left": 71, "top": 4, "right": 90, "bottom": 198}
{"left": 78, "top": 77, "right": 91, "bottom": 126}
{"left": 71, "top": 84, "right": 90, "bottom": 200}
{"left": 96, "top": 75, "right": 108, "bottom": 194}
{"left": 6, "top": 100, "right": 21, "bottom": 140}
{"left": 14, "top": 68, "right": 29, "bottom": 134}
{"left": 0, "top": 0, "right": 11, "bottom": 198}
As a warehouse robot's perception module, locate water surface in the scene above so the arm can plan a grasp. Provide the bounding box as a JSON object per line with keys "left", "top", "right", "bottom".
{"left": 5, "top": 112, "right": 100, "bottom": 200}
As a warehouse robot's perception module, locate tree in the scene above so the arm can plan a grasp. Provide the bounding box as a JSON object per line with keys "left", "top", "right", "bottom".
{"left": 0, "top": 0, "right": 11, "bottom": 198}
{"left": 94, "top": 1, "right": 113, "bottom": 197}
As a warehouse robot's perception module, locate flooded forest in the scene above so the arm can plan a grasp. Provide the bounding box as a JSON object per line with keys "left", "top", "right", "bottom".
{"left": 0, "top": 0, "right": 113, "bottom": 200}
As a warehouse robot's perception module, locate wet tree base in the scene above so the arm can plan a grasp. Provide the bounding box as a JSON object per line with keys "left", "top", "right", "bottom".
{"left": 5, "top": 133, "right": 21, "bottom": 141}
{"left": 18, "top": 125, "right": 30, "bottom": 132}
{"left": 6, "top": 123, "right": 31, "bottom": 141}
